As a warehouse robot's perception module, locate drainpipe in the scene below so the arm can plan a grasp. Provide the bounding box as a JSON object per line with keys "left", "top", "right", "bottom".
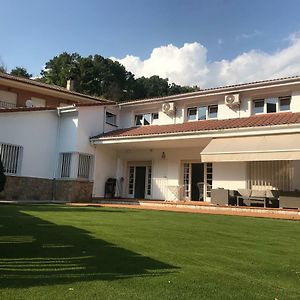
{"left": 52, "top": 108, "right": 62, "bottom": 200}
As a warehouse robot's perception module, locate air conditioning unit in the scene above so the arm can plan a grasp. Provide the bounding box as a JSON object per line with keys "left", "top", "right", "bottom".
{"left": 225, "top": 94, "right": 240, "bottom": 107}
{"left": 162, "top": 102, "right": 175, "bottom": 115}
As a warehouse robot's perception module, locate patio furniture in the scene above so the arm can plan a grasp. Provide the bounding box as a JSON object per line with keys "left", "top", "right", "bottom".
{"left": 237, "top": 189, "right": 268, "bottom": 208}
{"left": 197, "top": 182, "right": 204, "bottom": 201}
{"left": 279, "top": 191, "right": 300, "bottom": 209}
{"left": 211, "top": 188, "right": 229, "bottom": 205}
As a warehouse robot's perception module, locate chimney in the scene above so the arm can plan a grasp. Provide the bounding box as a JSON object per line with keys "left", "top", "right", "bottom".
{"left": 66, "top": 79, "right": 75, "bottom": 91}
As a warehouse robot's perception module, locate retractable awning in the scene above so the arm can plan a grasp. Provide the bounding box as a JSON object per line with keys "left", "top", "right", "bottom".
{"left": 200, "top": 134, "right": 300, "bottom": 162}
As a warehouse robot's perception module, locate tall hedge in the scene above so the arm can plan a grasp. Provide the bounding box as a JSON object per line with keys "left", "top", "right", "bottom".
{"left": 0, "top": 158, "right": 6, "bottom": 192}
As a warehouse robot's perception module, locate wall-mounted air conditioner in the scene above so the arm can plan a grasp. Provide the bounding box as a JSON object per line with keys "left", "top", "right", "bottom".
{"left": 224, "top": 94, "right": 240, "bottom": 107}
{"left": 162, "top": 102, "right": 175, "bottom": 115}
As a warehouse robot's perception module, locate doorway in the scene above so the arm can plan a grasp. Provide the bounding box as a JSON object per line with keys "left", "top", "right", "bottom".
{"left": 134, "top": 166, "right": 146, "bottom": 198}
{"left": 191, "top": 163, "right": 204, "bottom": 201}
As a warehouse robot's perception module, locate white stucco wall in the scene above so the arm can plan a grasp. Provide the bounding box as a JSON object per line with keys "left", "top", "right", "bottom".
{"left": 77, "top": 106, "right": 104, "bottom": 154}
{"left": 58, "top": 112, "right": 78, "bottom": 153}
{"left": 0, "top": 111, "right": 58, "bottom": 178}
{"left": 92, "top": 147, "right": 205, "bottom": 200}
{"left": 92, "top": 146, "right": 117, "bottom": 197}
{"left": 213, "top": 162, "right": 247, "bottom": 190}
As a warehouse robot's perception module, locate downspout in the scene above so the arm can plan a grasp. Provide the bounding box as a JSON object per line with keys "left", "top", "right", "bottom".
{"left": 102, "top": 106, "right": 106, "bottom": 134}
{"left": 52, "top": 108, "right": 62, "bottom": 200}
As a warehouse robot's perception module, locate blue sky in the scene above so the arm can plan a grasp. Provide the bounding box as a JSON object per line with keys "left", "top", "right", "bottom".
{"left": 1, "top": 0, "right": 300, "bottom": 87}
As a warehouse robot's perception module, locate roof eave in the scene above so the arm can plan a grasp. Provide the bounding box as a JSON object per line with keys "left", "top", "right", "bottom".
{"left": 90, "top": 123, "right": 300, "bottom": 144}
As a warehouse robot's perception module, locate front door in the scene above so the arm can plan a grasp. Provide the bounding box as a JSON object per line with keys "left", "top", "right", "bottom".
{"left": 191, "top": 163, "right": 204, "bottom": 201}
{"left": 134, "top": 166, "right": 146, "bottom": 198}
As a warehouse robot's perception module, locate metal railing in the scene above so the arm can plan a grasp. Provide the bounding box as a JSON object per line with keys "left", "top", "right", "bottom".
{"left": 0, "top": 100, "right": 17, "bottom": 109}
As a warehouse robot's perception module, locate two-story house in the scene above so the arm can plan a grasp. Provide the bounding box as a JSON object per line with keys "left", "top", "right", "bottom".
{"left": 90, "top": 76, "right": 300, "bottom": 202}
{"left": 1, "top": 75, "right": 300, "bottom": 204}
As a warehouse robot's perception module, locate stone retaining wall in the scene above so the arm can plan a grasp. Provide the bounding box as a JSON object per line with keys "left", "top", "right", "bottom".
{"left": 0, "top": 175, "right": 93, "bottom": 202}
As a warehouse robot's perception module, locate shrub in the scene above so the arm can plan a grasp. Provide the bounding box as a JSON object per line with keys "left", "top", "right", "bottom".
{"left": 0, "top": 158, "right": 6, "bottom": 192}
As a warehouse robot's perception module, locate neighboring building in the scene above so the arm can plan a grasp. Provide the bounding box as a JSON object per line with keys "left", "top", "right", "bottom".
{"left": 0, "top": 72, "right": 110, "bottom": 108}
{"left": 1, "top": 75, "right": 300, "bottom": 202}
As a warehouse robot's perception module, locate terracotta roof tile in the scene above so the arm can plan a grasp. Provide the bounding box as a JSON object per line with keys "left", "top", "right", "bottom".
{"left": 92, "top": 112, "right": 300, "bottom": 139}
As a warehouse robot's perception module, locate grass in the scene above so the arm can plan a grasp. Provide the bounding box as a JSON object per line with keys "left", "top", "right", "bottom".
{"left": 0, "top": 204, "right": 299, "bottom": 300}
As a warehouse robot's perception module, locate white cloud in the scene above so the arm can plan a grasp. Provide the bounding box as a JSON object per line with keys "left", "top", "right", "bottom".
{"left": 236, "top": 30, "right": 261, "bottom": 41}
{"left": 112, "top": 34, "right": 300, "bottom": 88}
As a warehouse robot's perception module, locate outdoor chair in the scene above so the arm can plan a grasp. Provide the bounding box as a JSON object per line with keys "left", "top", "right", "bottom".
{"left": 197, "top": 182, "right": 204, "bottom": 201}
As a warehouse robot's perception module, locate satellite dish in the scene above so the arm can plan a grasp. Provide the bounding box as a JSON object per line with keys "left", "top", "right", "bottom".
{"left": 25, "top": 99, "right": 34, "bottom": 108}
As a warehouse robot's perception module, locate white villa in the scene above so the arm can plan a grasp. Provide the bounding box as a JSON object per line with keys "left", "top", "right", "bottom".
{"left": 1, "top": 73, "right": 300, "bottom": 207}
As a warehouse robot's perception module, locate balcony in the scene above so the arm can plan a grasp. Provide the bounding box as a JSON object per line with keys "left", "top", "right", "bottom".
{"left": 0, "top": 100, "right": 17, "bottom": 109}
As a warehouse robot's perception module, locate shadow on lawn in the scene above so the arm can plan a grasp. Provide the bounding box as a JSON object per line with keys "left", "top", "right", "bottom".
{"left": 0, "top": 205, "right": 177, "bottom": 288}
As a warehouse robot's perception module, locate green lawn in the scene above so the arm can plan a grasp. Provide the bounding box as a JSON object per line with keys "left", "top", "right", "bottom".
{"left": 0, "top": 205, "right": 299, "bottom": 300}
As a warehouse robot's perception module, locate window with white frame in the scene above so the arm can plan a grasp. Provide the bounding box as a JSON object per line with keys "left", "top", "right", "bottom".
{"left": 105, "top": 111, "right": 117, "bottom": 126}
{"left": 187, "top": 105, "right": 218, "bottom": 121}
{"left": 135, "top": 112, "right": 159, "bottom": 126}
{"left": 0, "top": 143, "right": 22, "bottom": 175}
{"left": 253, "top": 96, "right": 291, "bottom": 114}
{"left": 59, "top": 152, "right": 93, "bottom": 180}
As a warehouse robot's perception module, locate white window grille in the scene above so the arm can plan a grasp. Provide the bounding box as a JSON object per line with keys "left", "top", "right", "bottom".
{"left": 128, "top": 166, "right": 135, "bottom": 195}
{"left": 206, "top": 163, "right": 213, "bottom": 198}
{"left": 60, "top": 153, "right": 72, "bottom": 178}
{"left": 78, "top": 154, "right": 92, "bottom": 179}
{"left": 183, "top": 163, "right": 191, "bottom": 198}
{"left": 0, "top": 143, "right": 22, "bottom": 175}
{"left": 247, "top": 161, "right": 292, "bottom": 191}
{"left": 59, "top": 152, "right": 94, "bottom": 180}
{"left": 147, "top": 166, "right": 152, "bottom": 196}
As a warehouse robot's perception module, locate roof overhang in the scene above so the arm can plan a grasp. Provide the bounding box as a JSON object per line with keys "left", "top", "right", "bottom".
{"left": 119, "top": 76, "right": 300, "bottom": 107}
{"left": 0, "top": 74, "right": 114, "bottom": 104}
{"left": 90, "top": 123, "right": 300, "bottom": 146}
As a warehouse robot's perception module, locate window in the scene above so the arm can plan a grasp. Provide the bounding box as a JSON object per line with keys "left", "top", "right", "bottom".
{"left": 253, "top": 96, "right": 291, "bottom": 114}
{"left": 187, "top": 107, "right": 197, "bottom": 121}
{"left": 128, "top": 166, "right": 135, "bottom": 195}
{"left": 59, "top": 152, "right": 93, "bottom": 180}
{"left": 31, "top": 97, "right": 46, "bottom": 107}
{"left": 78, "top": 154, "right": 93, "bottom": 179}
{"left": 254, "top": 99, "right": 264, "bottom": 114}
{"left": 0, "top": 143, "right": 22, "bottom": 175}
{"left": 208, "top": 105, "right": 218, "bottom": 119}
{"left": 152, "top": 113, "right": 159, "bottom": 120}
{"left": 198, "top": 106, "right": 207, "bottom": 120}
{"left": 135, "top": 113, "right": 158, "bottom": 126}
{"left": 187, "top": 104, "right": 218, "bottom": 121}
{"left": 106, "top": 112, "right": 117, "bottom": 126}
{"left": 60, "top": 153, "right": 72, "bottom": 178}
{"left": 266, "top": 97, "right": 277, "bottom": 113}
{"left": 279, "top": 96, "right": 291, "bottom": 111}
{"left": 206, "top": 163, "right": 213, "bottom": 198}
{"left": 147, "top": 166, "right": 152, "bottom": 196}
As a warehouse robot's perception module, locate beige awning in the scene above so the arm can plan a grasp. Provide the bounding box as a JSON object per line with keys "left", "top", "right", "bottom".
{"left": 201, "top": 134, "right": 300, "bottom": 162}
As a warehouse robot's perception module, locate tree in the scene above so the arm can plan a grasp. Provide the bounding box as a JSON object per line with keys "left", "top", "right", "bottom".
{"left": 40, "top": 52, "right": 201, "bottom": 102}
{"left": 0, "top": 64, "right": 6, "bottom": 73}
{"left": 0, "top": 158, "right": 6, "bottom": 193}
{"left": 10, "top": 67, "right": 32, "bottom": 79}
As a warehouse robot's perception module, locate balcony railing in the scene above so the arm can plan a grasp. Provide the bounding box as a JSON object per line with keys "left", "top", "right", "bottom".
{"left": 0, "top": 100, "right": 17, "bottom": 109}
